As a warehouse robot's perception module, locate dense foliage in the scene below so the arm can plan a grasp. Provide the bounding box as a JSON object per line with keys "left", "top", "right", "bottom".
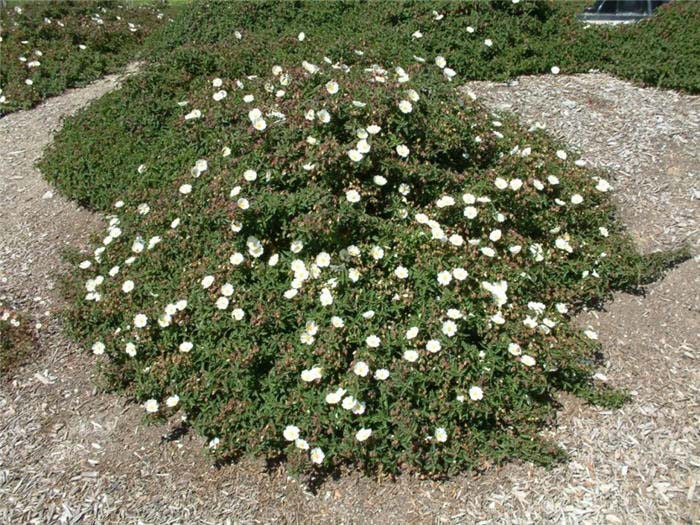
{"left": 38, "top": 0, "right": 691, "bottom": 477}
{"left": 58, "top": 54, "right": 684, "bottom": 476}
{"left": 0, "top": 0, "right": 169, "bottom": 115}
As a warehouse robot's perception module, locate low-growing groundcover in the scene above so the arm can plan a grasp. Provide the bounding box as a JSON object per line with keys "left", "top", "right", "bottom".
{"left": 58, "top": 52, "right": 686, "bottom": 478}
{"left": 39, "top": 0, "right": 700, "bottom": 212}
{"left": 0, "top": 0, "right": 169, "bottom": 115}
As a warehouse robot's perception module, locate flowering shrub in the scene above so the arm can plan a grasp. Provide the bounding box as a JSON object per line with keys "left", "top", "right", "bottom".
{"left": 56, "top": 52, "right": 687, "bottom": 477}
{"left": 0, "top": 0, "right": 169, "bottom": 115}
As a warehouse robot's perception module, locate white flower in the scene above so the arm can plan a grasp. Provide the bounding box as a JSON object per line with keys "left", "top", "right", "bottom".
{"left": 91, "top": 342, "right": 105, "bottom": 355}
{"left": 212, "top": 78, "right": 223, "bottom": 88}
{"left": 571, "top": 194, "right": 584, "bottom": 205}
{"left": 555, "top": 237, "right": 573, "bottom": 253}
{"left": 325, "top": 387, "right": 346, "bottom": 404}
{"left": 370, "top": 246, "right": 384, "bottom": 260}
{"left": 441, "top": 320, "right": 457, "bottom": 337}
{"left": 144, "top": 399, "right": 159, "bottom": 414}
{"left": 133, "top": 314, "right": 148, "bottom": 329}
{"left": 346, "top": 189, "right": 361, "bottom": 203}
{"left": 551, "top": 66, "right": 560, "bottom": 75}
{"left": 436, "top": 195, "right": 455, "bottom": 208}
{"left": 297, "top": 32, "right": 306, "bottom": 41}
{"left": 220, "top": 283, "right": 234, "bottom": 297}
{"left": 412, "top": 30, "right": 423, "bottom": 39}
{"left": 426, "top": 339, "right": 442, "bottom": 353}
{"left": 396, "top": 145, "right": 409, "bottom": 158}
{"left": 342, "top": 395, "right": 356, "bottom": 410}
{"left": 317, "top": 109, "right": 331, "bottom": 123}
{"left": 356, "top": 428, "right": 373, "bottom": 442}
{"left": 373, "top": 175, "right": 387, "bottom": 186}
{"left": 437, "top": 270, "right": 452, "bottom": 286}
{"left": 357, "top": 139, "right": 371, "bottom": 154}
{"left": 520, "top": 355, "right": 536, "bottom": 367}
{"left": 125, "top": 342, "right": 137, "bottom": 357}
{"left": 447, "top": 309, "right": 463, "bottom": 319}
{"left": 394, "top": 266, "right": 409, "bottom": 279}
{"left": 398, "top": 100, "right": 413, "bottom": 114}
{"left": 434, "top": 427, "right": 448, "bottom": 442}
{"left": 584, "top": 329, "right": 598, "bottom": 340}
{"left": 467, "top": 26, "right": 475, "bottom": 33}
{"left": 184, "top": 109, "right": 201, "bottom": 120}
{"left": 310, "top": 447, "right": 325, "bottom": 464}
{"left": 366, "top": 335, "right": 381, "bottom": 348}
{"left": 374, "top": 368, "right": 390, "bottom": 380}
{"left": 491, "top": 311, "right": 505, "bottom": 325}
{"left": 348, "top": 149, "right": 364, "bottom": 162}
{"left": 452, "top": 267, "right": 468, "bottom": 281}
{"left": 166, "top": 395, "right": 180, "bottom": 408}
{"left": 237, "top": 198, "right": 250, "bottom": 210}
{"left": 509, "top": 178, "right": 523, "bottom": 191}
{"left": 555, "top": 303, "right": 569, "bottom": 314}
{"left": 243, "top": 169, "right": 257, "bottom": 182}
{"left": 403, "top": 350, "right": 419, "bottom": 362}
{"left": 482, "top": 280, "right": 508, "bottom": 307}
{"left": 469, "top": 386, "right": 484, "bottom": 401}
{"left": 301, "top": 366, "right": 323, "bottom": 382}
{"left": 201, "top": 275, "right": 215, "bottom": 289}
{"left": 353, "top": 361, "right": 370, "bottom": 377}
{"left": 230, "top": 252, "right": 245, "bottom": 265}
{"left": 464, "top": 206, "right": 478, "bottom": 219}
{"left": 231, "top": 308, "right": 245, "bottom": 321}
{"left": 435, "top": 55, "right": 447, "bottom": 68}
{"left": 406, "top": 326, "right": 419, "bottom": 339}
{"left": 283, "top": 425, "right": 300, "bottom": 441}
{"left": 596, "top": 178, "right": 611, "bottom": 192}
{"left": 319, "top": 288, "right": 333, "bottom": 306}
{"left": 213, "top": 90, "right": 227, "bottom": 101}
{"left": 484, "top": 38, "right": 493, "bottom": 47}
{"left": 494, "top": 177, "right": 508, "bottom": 190}
{"left": 508, "top": 343, "right": 522, "bottom": 356}
{"left": 367, "top": 125, "right": 381, "bottom": 135}
{"left": 449, "top": 234, "right": 464, "bottom": 247}
{"left": 252, "top": 118, "right": 267, "bottom": 131}
{"left": 556, "top": 150, "right": 567, "bottom": 160}
{"left": 179, "top": 341, "right": 193, "bottom": 353}
{"left": 215, "top": 297, "right": 229, "bottom": 310}
{"left": 295, "top": 439, "right": 309, "bottom": 450}
{"left": 325, "top": 80, "right": 339, "bottom": 94}
{"left": 122, "top": 280, "right": 134, "bottom": 293}
{"left": 208, "top": 437, "right": 220, "bottom": 449}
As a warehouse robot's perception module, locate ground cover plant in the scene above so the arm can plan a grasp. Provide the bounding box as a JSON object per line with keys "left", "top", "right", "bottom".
{"left": 56, "top": 46, "right": 687, "bottom": 477}
{"left": 0, "top": 0, "right": 169, "bottom": 115}
{"left": 39, "top": 0, "right": 700, "bottom": 212}
{"left": 37, "top": 0, "right": 690, "bottom": 479}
